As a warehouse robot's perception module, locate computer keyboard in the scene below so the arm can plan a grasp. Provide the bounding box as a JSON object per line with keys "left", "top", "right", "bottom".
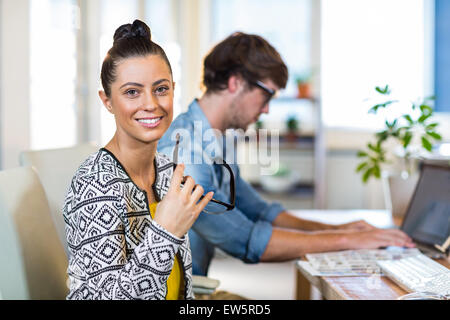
{"left": 377, "top": 253, "right": 450, "bottom": 296}
{"left": 305, "top": 248, "right": 421, "bottom": 276}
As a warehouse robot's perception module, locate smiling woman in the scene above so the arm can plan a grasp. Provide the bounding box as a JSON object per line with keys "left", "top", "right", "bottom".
{"left": 62, "top": 20, "right": 213, "bottom": 300}
{"left": 99, "top": 54, "right": 174, "bottom": 147}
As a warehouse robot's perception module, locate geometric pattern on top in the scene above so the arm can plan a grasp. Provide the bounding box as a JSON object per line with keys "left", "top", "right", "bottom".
{"left": 63, "top": 148, "right": 194, "bottom": 299}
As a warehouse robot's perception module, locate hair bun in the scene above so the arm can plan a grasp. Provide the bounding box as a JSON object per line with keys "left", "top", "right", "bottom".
{"left": 113, "top": 19, "right": 152, "bottom": 44}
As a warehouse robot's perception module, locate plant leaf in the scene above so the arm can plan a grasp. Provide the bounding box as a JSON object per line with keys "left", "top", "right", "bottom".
{"left": 375, "top": 85, "right": 390, "bottom": 95}
{"left": 403, "top": 114, "right": 414, "bottom": 124}
{"left": 357, "top": 151, "right": 368, "bottom": 158}
{"left": 368, "top": 143, "right": 380, "bottom": 153}
{"left": 421, "top": 136, "right": 433, "bottom": 151}
{"left": 403, "top": 132, "right": 413, "bottom": 148}
{"left": 368, "top": 100, "right": 397, "bottom": 114}
{"left": 426, "top": 123, "right": 439, "bottom": 130}
{"left": 373, "top": 165, "right": 381, "bottom": 178}
{"left": 368, "top": 106, "right": 379, "bottom": 114}
{"left": 426, "top": 131, "right": 442, "bottom": 140}
{"left": 362, "top": 167, "right": 374, "bottom": 183}
{"left": 419, "top": 104, "right": 433, "bottom": 115}
{"left": 418, "top": 113, "right": 431, "bottom": 123}
{"left": 356, "top": 162, "right": 368, "bottom": 173}
{"left": 376, "top": 130, "right": 389, "bottom": 142}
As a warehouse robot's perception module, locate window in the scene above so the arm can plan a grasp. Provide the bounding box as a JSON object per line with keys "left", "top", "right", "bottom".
{"left": 435, "top": 0, "right": 450, "bottom": 113}
{"left": 99, "top": 0, "right": 139, "bottom": 145}
{"left": 212, "top": 0, "right": 312, "bottom": 98}
{"left": 321, "top": 0, "right": 429, "bottom": 129}
{"left": 98, "top": 0, "right": 181, "bottom": 145}
{"left": 145, "top": 0, "right": 182, "bottom": 117}
{"left": 30, "top": 0, "right": 78, "bottom": 149}
{"left": 211, "top": 0, "right": 313, "bottom": 133}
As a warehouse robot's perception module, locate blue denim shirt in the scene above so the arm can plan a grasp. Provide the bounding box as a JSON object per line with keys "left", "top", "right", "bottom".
{"left": 158, "top": 99, "right": 285, "bottom": 275}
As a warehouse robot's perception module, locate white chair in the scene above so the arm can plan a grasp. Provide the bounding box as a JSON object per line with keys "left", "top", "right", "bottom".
{"left": 19, "top": 143, "right": 98, "bottom": 255}
{"left": 0, "top": 167, "right": 68, "bottom": 299}
{"left": 17, "top": 144, "right": 221, "bottom": 298}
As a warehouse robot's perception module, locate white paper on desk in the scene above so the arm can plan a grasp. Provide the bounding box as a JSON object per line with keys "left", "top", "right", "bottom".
{"left": 296, "top": 261, "right": 376, "bottom": 277}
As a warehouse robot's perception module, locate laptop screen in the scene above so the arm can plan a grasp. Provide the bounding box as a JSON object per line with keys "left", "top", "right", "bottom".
{"left": 401, "top": 164, "right": 450, "bottom": 247}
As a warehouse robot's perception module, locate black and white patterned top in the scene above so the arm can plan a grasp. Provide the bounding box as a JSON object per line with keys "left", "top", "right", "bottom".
{"left": 63, "top": 148, "right": 194, "bottom": 300}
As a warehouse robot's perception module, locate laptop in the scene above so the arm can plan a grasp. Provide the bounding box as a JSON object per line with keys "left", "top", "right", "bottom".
{"left": 400, "top": 163, "right": 450, "bottom": 259}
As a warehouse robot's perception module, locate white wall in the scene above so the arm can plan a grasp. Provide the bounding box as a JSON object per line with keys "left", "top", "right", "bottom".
{"left": 323, "top": 121, "right": 450, "bottom": 210}
{"left": 325, "top": 150, "right": 385, "bottom": 210}
{"left": 0, "top": 0, "right": 31, "bottom": 170}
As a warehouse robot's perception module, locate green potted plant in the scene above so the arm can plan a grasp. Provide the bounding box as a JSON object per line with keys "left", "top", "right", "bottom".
{"left": 356, "top": 85, "right": 442, "bottom": 216}
{"left": 255, "top": 119, "right": 263, "bottom": 130}
{"left": 255, "top": 119, "right": 263, "bottom": 141}
{"left": 295, "top": 72, "right": 312, "bottom": 99}
{"left": 285, "top": 115, "right": 299, "bottom": 142}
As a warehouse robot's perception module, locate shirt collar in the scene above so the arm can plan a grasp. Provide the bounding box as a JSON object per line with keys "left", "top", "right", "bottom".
{"left": 187, "top": 98, "right": 213, "bottom": 131}
{"left": 99, "top": 148, "right": 172, "bottom": 202}
{"left": 185, "top": 99, "right": 226, "bottom": 161}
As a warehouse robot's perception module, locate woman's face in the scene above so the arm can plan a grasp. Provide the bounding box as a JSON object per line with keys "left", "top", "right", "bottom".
{"left": 101, "top": 54, "right": 174, "bottom": 146}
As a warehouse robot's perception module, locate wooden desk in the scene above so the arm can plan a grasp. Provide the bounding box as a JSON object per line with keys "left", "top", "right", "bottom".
{"left": 290, "top": 209, "right": 450, "bottom": 300}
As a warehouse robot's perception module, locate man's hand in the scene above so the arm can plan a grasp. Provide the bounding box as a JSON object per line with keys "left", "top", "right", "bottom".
{"left": 346, "top": 228, "right": 416, "bottom": 249}
{"left": 336, "top": 220, "right": 377, "bottom": 232}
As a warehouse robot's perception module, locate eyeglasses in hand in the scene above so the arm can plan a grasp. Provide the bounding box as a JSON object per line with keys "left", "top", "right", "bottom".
{"left": 172, "top": 134, "right": 235, "bottom": 214}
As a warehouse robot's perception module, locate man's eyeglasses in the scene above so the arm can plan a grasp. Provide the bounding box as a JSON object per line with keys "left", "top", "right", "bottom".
{"left": 249, "top": 80, "right": 276, "bottom": 105}
{"left": 172, "top": 134, "right": 235, "bottom": 214}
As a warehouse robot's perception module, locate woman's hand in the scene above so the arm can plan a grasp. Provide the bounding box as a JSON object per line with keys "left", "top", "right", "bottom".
{"left": 153, "top": 163, "right": 214, "bottom": 238}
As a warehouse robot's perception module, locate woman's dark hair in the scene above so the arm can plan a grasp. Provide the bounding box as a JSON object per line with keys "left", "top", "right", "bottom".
{"left": 202, "top": 32, "right": 288, "bottom": 93}
{"left": 101, "top": 19, "right": 172, "bottom": 97}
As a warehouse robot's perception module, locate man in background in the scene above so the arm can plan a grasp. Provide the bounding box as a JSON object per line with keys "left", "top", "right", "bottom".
{"left": 158, "top": 32, "right": 414, "bottom": 279}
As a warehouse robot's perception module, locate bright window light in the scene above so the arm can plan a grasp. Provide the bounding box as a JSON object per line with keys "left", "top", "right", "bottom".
{"left": 30, "top": 0, "right": 78, "bottom": 150}
{"left": 211, "top": 0, "right": 313, "bottom": 132}
{"left": 98, "top": 0, "right": 181, "bottom": 145}
{"left": 321, "top": 0, "right": 427, "bottom": 130}
{"left": 145, "top": 0, "right": 182, "bottom": 118}
{"left": 99, "top": 0, "right": 139, "bottom": 145}
{"left": 212, "top": 0, "right": 312, "bottom": 98}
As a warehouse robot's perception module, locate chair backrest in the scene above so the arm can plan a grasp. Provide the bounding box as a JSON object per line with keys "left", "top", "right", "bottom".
{"left": 0, "top": 167, "right": 68, "bottom": 299}
{"left": 19, "top": 143, "right": 98, "bottom": 255}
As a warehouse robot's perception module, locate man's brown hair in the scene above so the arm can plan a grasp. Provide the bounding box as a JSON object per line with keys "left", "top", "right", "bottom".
{"left": 202, "top": 32, "right": 288, "bottom": 93}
